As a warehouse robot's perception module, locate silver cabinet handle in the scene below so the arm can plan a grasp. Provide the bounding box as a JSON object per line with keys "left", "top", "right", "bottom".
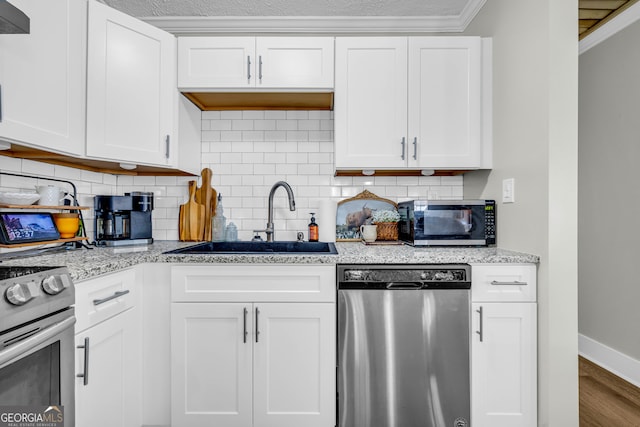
{"left": 93, "top": 289, "right": 130, "bottom": 306}
{"left": 77, "top": 337, "right": 89, "bottom": 386}
{"left": 243, "top": 307, "right": 248, "bottom": 343}
{"left": 247, "top": 55, "right": 252, "bottom": 83}
{"left": 412, "top": 137, "right": 417, "bottom": 160}
{"left": 401, "top": 137, "right": 406, "bottom": 160}
{"left": 255, "top": 307, "right": 260, "bottom": 343}
{"left": 490, "top": 280, "right": 528, "bottom": 286}
{"left": 0, "top": 83, "right": 3, "bottom": 122}
{"left": 476, "top": 306, "right": 483, "bottom": 342}
{"left": 258, "top": 55, "right": 263, "bottom": 83}
{"left": 165, "top": 135, "right": 170, "bottom": 159}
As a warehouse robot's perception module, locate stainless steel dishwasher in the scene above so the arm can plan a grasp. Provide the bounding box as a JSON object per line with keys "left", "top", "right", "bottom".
{"left": 337, "top": 264, "right": 471, "bottom": 427}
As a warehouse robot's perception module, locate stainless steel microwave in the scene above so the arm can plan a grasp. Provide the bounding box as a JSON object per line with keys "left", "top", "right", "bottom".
{"left": 398, "top": 200, "right": 496, "bottom": 246}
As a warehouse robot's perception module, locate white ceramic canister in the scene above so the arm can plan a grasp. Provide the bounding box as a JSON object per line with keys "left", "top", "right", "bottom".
{"left": 36, "top": 186, "right": 64, "bottom": 206}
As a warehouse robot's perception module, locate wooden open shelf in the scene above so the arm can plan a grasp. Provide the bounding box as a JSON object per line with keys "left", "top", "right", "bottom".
{"left": 0, "top": 204, "right": 90, "bottom": 210}
{"left": 0, "top": 204, "right": 90, "bottom": 248}
{"left": 0, "top": 237, "right": 88, "bottom": 248}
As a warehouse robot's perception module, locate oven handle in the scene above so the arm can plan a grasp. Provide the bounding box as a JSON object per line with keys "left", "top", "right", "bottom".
{"left": 0, "top": 316, "right": 75, "bottom": 367}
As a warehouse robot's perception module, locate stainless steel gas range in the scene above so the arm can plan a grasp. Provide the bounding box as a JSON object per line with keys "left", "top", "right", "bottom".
{"left": 0, "top": 266, "right": 75, "bottom": 426}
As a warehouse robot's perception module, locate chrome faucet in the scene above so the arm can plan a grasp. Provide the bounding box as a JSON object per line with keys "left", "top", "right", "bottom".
{"left": 261, "top": 181, "right": 296, "bottom": 242}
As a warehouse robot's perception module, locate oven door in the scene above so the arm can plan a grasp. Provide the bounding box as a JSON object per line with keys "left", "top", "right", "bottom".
{"left": 0, "top": 308, "right": 75, "bottom": 427}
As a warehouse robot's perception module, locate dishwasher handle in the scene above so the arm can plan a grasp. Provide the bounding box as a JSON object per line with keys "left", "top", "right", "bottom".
{"left": 386, "top": 282, "right": 423, "bottom": 290}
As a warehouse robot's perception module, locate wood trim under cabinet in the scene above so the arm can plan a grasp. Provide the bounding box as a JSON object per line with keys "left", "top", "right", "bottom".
{"left": 0, "top": 146, "right": 196, "bottom": 176}
{"left": 183, "top": 92, "right": 334, "bottom": 111}
{"left": 334, "top": 169, "right": 470, "bottom": 177}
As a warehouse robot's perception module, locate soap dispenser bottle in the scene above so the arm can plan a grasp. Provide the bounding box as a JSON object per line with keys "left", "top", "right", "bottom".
{"left": 212, "top": 194, "right": 226, "bottom": 242}
{"left": 308, "top": 212, "right": 319, "bottom": 242}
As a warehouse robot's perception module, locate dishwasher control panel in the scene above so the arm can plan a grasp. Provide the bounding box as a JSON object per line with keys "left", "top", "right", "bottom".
{"left": 338, "top": 264, "right": 471, "bottom": 289}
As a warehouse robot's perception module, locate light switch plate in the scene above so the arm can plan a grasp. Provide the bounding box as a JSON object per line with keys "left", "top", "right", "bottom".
{"left": 502, "top": 178, "right": 515, "bottom": 203}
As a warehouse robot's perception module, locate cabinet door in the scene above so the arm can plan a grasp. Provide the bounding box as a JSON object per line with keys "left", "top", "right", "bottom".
{"left": 86, "top": 1, "right": 175, "bottom": 167}
{"left": 334, "top": 37, "right": 408, "bottom": 169}
{"left": 178, "top": 37, "right": 256, "bottom": 88}
{"left": 171, "top": 303, "right": 252, "bottom": 427}
{"left": 471, "top": 303, "right": 537, "bottom": 427}
{"left": 75, "top": 307, "right": 141, "bottom": 427}
{"left": 0, "top": 0, "right": 85, "bottom": 156}
{"left": 256, "top": 37, "right": 334, "bottom": 88}
{"left": 408, "top": 37, "right": 482, "bottom": 168}
{"left": 253, "top": 303, "right": 335, "bottom": 427}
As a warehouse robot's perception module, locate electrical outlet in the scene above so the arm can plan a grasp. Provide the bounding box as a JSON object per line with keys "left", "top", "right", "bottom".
{"left": 502, "top": 178, "right": 515, "bottom": 203}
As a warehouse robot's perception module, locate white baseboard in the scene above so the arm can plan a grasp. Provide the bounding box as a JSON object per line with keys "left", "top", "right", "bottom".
{"left": 579, "top": 334, "right": 640, "bottom": 388}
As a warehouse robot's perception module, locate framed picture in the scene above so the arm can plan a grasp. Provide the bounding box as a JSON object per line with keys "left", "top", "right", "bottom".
{"left": 336, "top": 190, "right": 397, "bottom": 241}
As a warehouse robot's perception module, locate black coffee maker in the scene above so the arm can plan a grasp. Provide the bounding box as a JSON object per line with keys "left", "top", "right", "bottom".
{"left": 94, "top": 192, "right": 154, "bottom": 246}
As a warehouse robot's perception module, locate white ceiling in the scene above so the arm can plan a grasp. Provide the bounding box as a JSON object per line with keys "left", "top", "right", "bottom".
{"left": 100, "top": 0, "right": 474, "bottom": 17}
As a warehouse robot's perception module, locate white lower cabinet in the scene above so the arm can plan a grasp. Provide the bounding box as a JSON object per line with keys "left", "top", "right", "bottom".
{"left": 470, "top": 264, "right": 537, "bottom": 427}
{"left": 75, "top": 269, "right": 141, "bottom": 427}
{"left": 171, "top": 265, "right": 336, "bottom": 427}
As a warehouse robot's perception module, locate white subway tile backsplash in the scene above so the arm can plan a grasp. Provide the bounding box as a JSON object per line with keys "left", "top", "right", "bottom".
{"left": 23, "top": 159, "right": 55, "bottom": 177}
{"left": 264, "top": 131, "right": 287, "bottom": 142}
{"left": 201, "top": 130, "right": 221, "bottom": 142}
{"left": 242, "top": 111, "right": 265, "bottom": 120}
{"left": 286, "top": 131, "right": 308, "bottom": 141}
{"left": 286, "top": 111, "right": 309, "bottom": 120}
{"left": 202, "top": 111, "right": 221, "bottom": 120}
{"left": 298, "top": 120, "right": 321, "bottom": 131}
{"left": 0, "top": 156, "right": 22, "bottom": 172}
{"left": 0, "top": 110, "right": 464, "bottom": 246}
{"left": 265, "top": 111, "right": 286, "bottom": 119}
{"left": 232, "top": 120, "right": 254, "bottom": 131}
{"left": 220, "top": 131, "right": 242, "bottom": 142}
{"left": 221, "top": 111, "right": 243, "bottom": 119}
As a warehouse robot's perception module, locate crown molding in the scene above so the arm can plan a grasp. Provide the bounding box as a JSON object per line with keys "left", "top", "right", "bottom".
{"left": 579, "top": 1, "right": 640, "bottom": 55}
{"left": 141, "top": 0, "right": 486, "bottom": 35}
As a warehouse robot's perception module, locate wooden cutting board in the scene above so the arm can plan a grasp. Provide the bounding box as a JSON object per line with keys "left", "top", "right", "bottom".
{"left": 195, "top": 168, "right": 217, "bottom": 241}
{"left": 179, "top": 180, "right": 205, "bottom": 241}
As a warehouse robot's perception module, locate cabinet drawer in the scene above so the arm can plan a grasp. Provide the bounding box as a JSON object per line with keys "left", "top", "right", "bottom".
{"left": 75, "top": 269, "right": 139, "bottom": 333}
{"left": 171, "top": 264, "right": 336, "bottom": 303}
{"left": 471, "top": 264, "right": 537, "bottom": 303}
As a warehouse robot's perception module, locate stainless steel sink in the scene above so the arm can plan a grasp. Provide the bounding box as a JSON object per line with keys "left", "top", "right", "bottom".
{"left": 164, "top": 241, "right": 338, "bottom": 255}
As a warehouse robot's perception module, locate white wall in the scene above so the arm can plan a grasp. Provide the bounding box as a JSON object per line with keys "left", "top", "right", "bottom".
{"left": 579, "top": 20, "right": 640, "bottom": 362}
{"left": 463, "top": 0, "right": 579, "bottom": 425}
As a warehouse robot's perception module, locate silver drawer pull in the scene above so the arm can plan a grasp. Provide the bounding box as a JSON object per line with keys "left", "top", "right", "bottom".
{"left": 93, "top": 289, "right": 130, "bottom": 306}
{"left": 476, "top": 306, "right": 483, "bottom": 342}
{"left": 77, "top": 337, "right": 89, "bottom": 386}
{"left": 490, "top": 280, "right": 527, "bottom": 286}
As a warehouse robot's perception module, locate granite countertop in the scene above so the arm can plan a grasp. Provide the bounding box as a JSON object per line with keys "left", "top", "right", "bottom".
{"left": 0, "top": 241, "right": 539, "bottom": 282}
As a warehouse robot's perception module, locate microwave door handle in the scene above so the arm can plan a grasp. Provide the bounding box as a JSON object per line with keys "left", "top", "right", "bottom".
{"left": 0, "top": 316, "right": 75, "bottom": 367}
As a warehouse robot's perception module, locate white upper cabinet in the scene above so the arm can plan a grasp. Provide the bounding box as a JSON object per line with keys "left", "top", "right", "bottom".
{"left": 0, "top": 0, "right": 85, "bottom": 156}
{"left": 335, "top": 36, "right": 488, "bottom": 171}
{"left": 408, "top": 37, "right": 482, "bottom": 168}
{"left": 178, "top": 37, "right": 334, "bottom": 89}
{"left": 86, "top": 1, "right": 177, "bottom": 167}
{"left": 334, "top": 37, "right": 408, "bottom": 169}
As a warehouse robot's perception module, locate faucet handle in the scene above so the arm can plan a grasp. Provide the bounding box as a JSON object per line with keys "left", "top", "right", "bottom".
{"left": 296, "top": 232, "right": 305, "bottom": 242}
{"left": 252, "top": 230, "right": 266, "bottom": 242}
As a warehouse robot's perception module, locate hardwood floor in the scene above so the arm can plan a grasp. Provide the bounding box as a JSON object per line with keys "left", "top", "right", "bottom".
{"left": 580, "top": 356, "right": 640, "bottom": 426}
